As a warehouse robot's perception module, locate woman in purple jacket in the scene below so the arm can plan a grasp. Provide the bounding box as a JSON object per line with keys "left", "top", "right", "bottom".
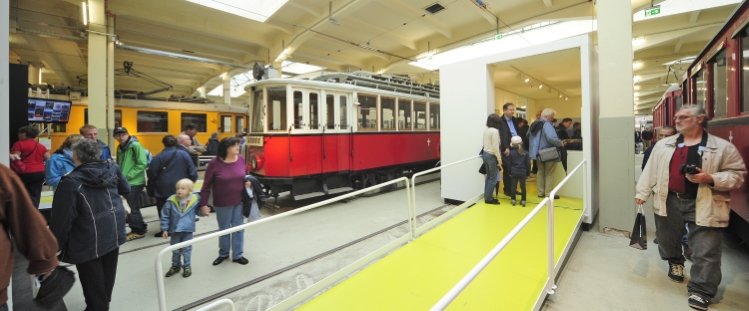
{"left": 199, "top": 137, "right": 249, "bottom": 265}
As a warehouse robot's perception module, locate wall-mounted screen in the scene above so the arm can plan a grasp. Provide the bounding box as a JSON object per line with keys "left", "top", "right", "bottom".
{"left": 28, "top": 98, "right": 71, "bottom": 123}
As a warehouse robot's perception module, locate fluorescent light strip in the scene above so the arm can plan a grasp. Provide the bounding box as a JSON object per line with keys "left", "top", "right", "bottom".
{"left": 82, "top": 2, "right": 88, "bottom": 25}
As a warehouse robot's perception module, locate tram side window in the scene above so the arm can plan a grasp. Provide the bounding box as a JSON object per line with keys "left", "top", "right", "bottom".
{"left": 220, "top": 115, "right": 232, "bottom": 133}
{"left": 310, "top": 93, "right": 319, "bottom": 130}
{"left": 340, "top": 96, "right": 348, "bottom": 129}
{"left": 381, "top": 97, "right": 395, "bottom": 130}
{"left": 743, "top": 33, "right": 749, "bottom": 113}
{"left": 681, "top": 81, "right": 689, "bottom": 104}
{"left": 137, "top": 111, "right": 168, "bottom": 132}
{"left": 267, "top": 87, "right": 287, "bottom": 131}
{"left": 236, "top": 116, "right": 245, "bottom": 133}
{"left": 251, "top": 90, "right": 264, "bottom": 133}
{"left": 414, "top": 101, "right": 427, "bottom": 130}
{"left": 84, "top": 109, "right": 122, "bottom": 128}
{"left": 358, "top": 94, "right": 377, "bottom": 130}
{"left": 293, "top": 91, "right": 303, "bottom": 129}
{"left": 398, "top": 99, "right": 411, "bottom": 130}
{"left": 429, "top": 103, "right": 440, "bottom": 130}
{"left": 181, "top": 113, "right": 207, "bottom": 132}
{"left": 712, "top": 50, "right": 727, "bottom": 118}
{"left": 327, "top": 94, "right": 335, "bottom": 130}
{"left": 695, "top": 70, "right": 706, "bottom": 108}
{"left": 675, "top": 96, "right": 682, "bottom": 112}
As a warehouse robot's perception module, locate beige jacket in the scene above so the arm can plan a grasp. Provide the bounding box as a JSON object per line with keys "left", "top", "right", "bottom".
{"left": 636, "top": 132, "right": 746, "bottom": 227}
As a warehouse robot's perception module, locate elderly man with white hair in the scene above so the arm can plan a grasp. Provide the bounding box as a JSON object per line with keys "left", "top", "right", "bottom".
{"left": 527, "top": 108, "right": 563, "bottom": 199}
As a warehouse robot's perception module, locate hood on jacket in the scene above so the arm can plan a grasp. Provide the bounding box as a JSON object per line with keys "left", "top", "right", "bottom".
{"left": 65, "top": 161, "right": 119, "bottom": 188}
{"left": 529, "top": 119, "right": 546, "bottom": 134}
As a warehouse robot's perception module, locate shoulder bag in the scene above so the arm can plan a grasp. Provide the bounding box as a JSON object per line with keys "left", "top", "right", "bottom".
{"left": 10, "top": 143, "right": 38, "bottom": 174}
{"left": 536, "top": 126, "right": 561, "bottom": 162}
{"left": 146, "top": 150, "right": 179, "bottom": 197}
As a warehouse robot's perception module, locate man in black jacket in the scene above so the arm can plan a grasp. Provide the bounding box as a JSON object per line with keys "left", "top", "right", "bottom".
{"left": 498, "top": 103, "right": 521, "bottom": 196}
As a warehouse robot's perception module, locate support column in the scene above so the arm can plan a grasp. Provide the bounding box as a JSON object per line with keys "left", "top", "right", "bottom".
{"left": 28, "top": 64, "right": 40, "bottom": 85}
{"left": 1, "top": 0, "right": 11, "bottom": 165}
{"left": 222, "top": 73, "right": 231, "bottom": 105}
{"left": 597, "top": 1, "right": 635, "bottom": 232}
{"left": 87, "top": 0, "right": 107, "bottom": 132}
{"left": 107, "top": 15, "right": 115, "bottom": 153}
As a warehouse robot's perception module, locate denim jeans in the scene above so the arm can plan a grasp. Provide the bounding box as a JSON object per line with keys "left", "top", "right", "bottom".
{"left": 656, "top": 193, "right": 724, "bottom": 298}
{"left": 215, "top": 203, "right": 244, "bottom": 259}
{"left": 0, "top": 303, "right": 7, "bottom": 311}
{"left": 170, "top": 232, "right": 193, "bottom": 267}
{"left": 509, "top": 174, "right": 526, "bottom": 201}
{"left": 482, "top": 152, "right": 499, "bottom": 201}
{"left": 536, "top": 161, "right": 557, "bottom": 196}
{"left": 126, "top": 185, "right": 147, "bottom": 234}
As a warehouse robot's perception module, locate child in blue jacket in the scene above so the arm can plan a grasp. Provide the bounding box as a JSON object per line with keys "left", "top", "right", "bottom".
{"left": 508, "top": 136, "right": 531, "bottom": 207}
{"left": 160, "top": 179, "right": 208, "bottom": 277}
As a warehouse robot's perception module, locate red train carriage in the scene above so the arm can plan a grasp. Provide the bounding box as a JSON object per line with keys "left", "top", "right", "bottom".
{"left": 244, "top": 72, "right": 440, "bottom": 200}
{"left": 655, "top": 1, "right": 749, "bottom": 243}
{"left": 652, "top": 85, "right": 683, "bottom": 133}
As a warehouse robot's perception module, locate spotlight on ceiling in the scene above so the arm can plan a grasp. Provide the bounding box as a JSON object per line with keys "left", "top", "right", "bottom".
{"left": 565, "top": 96, "right": 569, "bottom": 101}
{"left": 524, "top": 77, "right": 530, "bottom": 83}
{"left": 538, "top": 84, "right": 543, "bottom": 89}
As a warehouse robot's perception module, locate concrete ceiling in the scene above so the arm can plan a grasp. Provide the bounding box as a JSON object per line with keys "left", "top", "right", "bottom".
{"left": 492, "top": 48, "right": 582, "bottom": 100}
{"left": 7, "top": 0, "right": 741, "bottom": 112}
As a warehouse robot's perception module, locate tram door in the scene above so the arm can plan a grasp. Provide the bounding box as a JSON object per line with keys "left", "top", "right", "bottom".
{"left": 322, "top": 93, "right": 339, "bottom": 173}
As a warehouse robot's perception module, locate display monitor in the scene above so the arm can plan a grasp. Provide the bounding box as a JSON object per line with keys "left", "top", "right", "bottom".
{"left": 27, "top": 98, "right": 71, "bottom": 123}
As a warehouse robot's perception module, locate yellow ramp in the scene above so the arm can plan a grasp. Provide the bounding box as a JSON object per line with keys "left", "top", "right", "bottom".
{"left": 299, "top": 187, "right": 583, "bottom": 310}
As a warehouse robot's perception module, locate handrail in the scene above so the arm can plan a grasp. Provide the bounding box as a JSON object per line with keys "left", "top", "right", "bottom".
{"left": 410, "top": 155, "right": 481, "bottom": 237}
{"left": 156, "top": 176, "right": 412, "bottom": 311}
{"left": 547, "top": 160, "right": 586, "bottom": 294}
{"left": 431, "top": 160, "right": 587, "bottom": 310}
{"left": 196, "top": 299, "right": 235, "bottom": 311}
{"left": 430, "top": 198, "right": 550, "bottom": 310}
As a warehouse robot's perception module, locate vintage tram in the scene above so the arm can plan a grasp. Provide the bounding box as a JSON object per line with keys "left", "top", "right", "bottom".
{"left": 651, "top": 1, "right": 749, "bottom": 243}
{"left": 244, "top": 72, "right": 441, "bottom": 200}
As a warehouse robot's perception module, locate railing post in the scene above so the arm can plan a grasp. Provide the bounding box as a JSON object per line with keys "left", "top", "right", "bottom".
{"left": 546, "top": 195, "right": 556, "bottom": 294}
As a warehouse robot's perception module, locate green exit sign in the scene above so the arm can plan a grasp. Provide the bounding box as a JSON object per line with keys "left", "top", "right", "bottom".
{"left": 645, "top": 7, "right": 660, "bottom": 17}
{"left": 494, "top": 34, "right": 503, "bottom": 40}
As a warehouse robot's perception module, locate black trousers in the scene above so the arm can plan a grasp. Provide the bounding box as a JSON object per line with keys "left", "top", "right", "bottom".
{"left": 156, "top": 197, "right": 168, "bottom": 219}
{"left": 76, "top": 248, "right": 119, "bottom": 311}
{"left": 19, "top": 171, "right": 45, "bottom": 208}
{"left": 501, "top": 156, "right": 511, "bottom": 194}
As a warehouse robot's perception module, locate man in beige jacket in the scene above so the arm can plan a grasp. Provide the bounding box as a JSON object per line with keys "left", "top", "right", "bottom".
{"left": 636, "top": 105, "right": 746, "bottom": 311}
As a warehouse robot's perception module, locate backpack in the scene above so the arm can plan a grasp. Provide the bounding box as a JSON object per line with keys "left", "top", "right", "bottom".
{"left": 129, "top": 144, "right": 153, "bottom": 166}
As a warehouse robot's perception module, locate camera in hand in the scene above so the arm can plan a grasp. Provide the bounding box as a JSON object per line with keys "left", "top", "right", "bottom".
{"left": 680, "top": 164, "right": 700, "bottom": 175}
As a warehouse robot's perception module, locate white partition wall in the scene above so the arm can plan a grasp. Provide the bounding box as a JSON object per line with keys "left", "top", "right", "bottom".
{"left": 440, "top": 34, "right": 599, "bottom": 225}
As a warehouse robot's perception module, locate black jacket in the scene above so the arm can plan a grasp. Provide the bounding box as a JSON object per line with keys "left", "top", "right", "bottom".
{"left": 50, "top": 161, "right": 129, "bottom": 264}
{"left": 205, "top": 138, "right": 220, "bottom": 156}
{"left": 242, "top": 175, "right": 267, "bottom": 218}
{"left": 498, "top": 116, "right": 520, "bottom": 155}
{"left": 147, "top": 147, "right": 198, "bottom": 198}
{"left": 508, "top": 147, "right": 531, "bottom": 176}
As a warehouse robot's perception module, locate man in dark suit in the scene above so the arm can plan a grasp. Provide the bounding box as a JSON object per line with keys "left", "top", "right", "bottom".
{"left": 498, "top": 103, "right": 521, "bottom": 196}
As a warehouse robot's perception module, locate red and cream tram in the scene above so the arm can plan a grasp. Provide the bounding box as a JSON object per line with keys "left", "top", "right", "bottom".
{"left": 244, "top": 72, "right": 440, "bottom": 200}
{"left": 652, "top": 1, "right": 749, "bottom": 243}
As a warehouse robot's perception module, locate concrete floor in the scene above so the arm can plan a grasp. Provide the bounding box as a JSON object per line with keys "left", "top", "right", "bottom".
{"left": 542, "top": 154, "right": 749, "bottom": 311}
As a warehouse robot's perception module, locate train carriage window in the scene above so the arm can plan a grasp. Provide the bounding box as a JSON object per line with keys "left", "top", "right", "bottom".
{"left": 181, "top": 113, "right": 207, "bottom": 132}
{"left": 84, "top": 109, "right": 122, "bottom": 128}
{"left": 712, "top": 50, "right": 727, "bottom": 118}
{"left": 267, "top": 87, "right": 287, "bottom": 131}
{"left": 293, "top": 91, "right": 303, "bottom": 129}
{"left": 381, "top": 97, "right": 395, "bottom": 130}
{"left": 220, "top": 115, "right": 232, "bottom": 133}
{"left": 357, "top": 94, "right": 377, "bottom": 131}
{"left": 429, "top": 103, "right": 440, "bottom": 130}
{"left": 340, "top": 96, "right": 348, "bottom": 129}
{"left": 675, "top": 95, "right": 682, "bottom": 112}
{"left": 326, "top": 94, "right": 335, "bottom": 130}
{"left": 398, "top": 99, "right": 412, "bottom": 130}
{"left": 695, "top": 70, "right": 706, "bottom": 108}
{"left": 236, "top": 116, "right": 245, "bottom": 133}
{"left": 681, "top": 81, "right": 689, "bottom": 104}
{"left": 743, "top": 34, "right": 749, "bottom": 112}
{"left": 414, "top": 101, "right": 427, "bottom": 130}
{"left": 310, "top": 93, "right": 319, "bottom": 130}
{"left": 251, "top": 90, "right": 264, "bottom": 132}
{"left": 137, "top": 111, "right": 168, "bottom": 132}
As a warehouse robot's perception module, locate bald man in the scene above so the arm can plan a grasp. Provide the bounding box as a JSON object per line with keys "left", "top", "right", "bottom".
{"left": 177, "top": 134, "right": 199, "bottom": 167}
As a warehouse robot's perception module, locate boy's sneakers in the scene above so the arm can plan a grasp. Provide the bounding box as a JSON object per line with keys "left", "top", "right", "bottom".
{"left": 182, "top": 266, "right": 192, "bottom": 278}
{"left": 520, "top": 200, "right": 526, "bottom": 207}
{"left": 687, "top": 294, "right": 709, "bottom": 310}
{"left": 165, "top": 266, "right": 181, "bottom": 277}
{"left": 126, "top": 232, "right": 146, "bottom": 241}
{"left": 668, "top": 262, "right": 684, "bottom": 282}
{"left": 511, "top": 199, "right": 516, "bottom": 206}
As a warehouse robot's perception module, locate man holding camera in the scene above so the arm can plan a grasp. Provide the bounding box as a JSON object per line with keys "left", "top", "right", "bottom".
{"left": 636, "top": 105, "right": 746, "bottom": 311}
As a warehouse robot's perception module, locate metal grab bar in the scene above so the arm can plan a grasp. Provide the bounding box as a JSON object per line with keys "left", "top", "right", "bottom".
{"left": 155, "top": 177, "right": 413, "bottom": 311}
{"left": 410, "top": 155, "right": 481, "bottom": 237}
{"left": 196, "top": 299, "right": 235, "bottom": 311}
{"left": 430, "top": 198, "right": 550, "bottom": 310}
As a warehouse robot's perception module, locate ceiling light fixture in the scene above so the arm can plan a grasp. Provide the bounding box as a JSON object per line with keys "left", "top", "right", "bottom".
{"left": 632, "top": 37, "right": 644, "bottom": 45}
{"left": 539, "top": 84, "right": 543, "bottom": 89}
{"left": 634, "top": 85, "right": 641, "bottom": 90}
{"left": 82, "top": 2, "right": 88, "bottom": 26}
{"left": 633, "top": 61, "right": 643, "bottom": 68}
{"left": 512, "top": 66, "right": 567, "bottom": 100}
{"left": 524, "top": 77, "right": 530, "bottom": 83}
{"left": 565, "top": 97, "right": 569, "bottom": 101}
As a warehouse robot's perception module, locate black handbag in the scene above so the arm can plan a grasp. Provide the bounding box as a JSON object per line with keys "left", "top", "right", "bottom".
{"left": 146, "top": 150, "right": 179, "bottom": 197}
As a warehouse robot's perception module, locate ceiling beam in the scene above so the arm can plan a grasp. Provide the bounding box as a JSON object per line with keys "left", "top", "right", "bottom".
{"left": 543, "top": 0, "right": 552, "bottom": 8}
{"left": 342, "top": 18, "right": 417, "bottom": 50}
{"left": 21, "top": 35, "right": 74, "bottom": 87}
{"left": 374, "top": 0, "right": 453, "bottom": 39}
{"left": 633, "top": 24, "right": 720, "bottom": 52}
{"left": 689, "top": 10, "right": 701, "bottom": 24}
{"left": 459, "top": 0, "right": 497, "bottom": 26}
{"left": 674, "top": 38, "right": 685, "bottom": 53}
{"left": 288, "top": 0, "right": 325, "bottom": 18}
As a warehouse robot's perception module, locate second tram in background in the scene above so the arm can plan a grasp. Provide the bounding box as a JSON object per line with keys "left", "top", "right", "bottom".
{"left": 244, "top": 71, "right": 441, "bottom": 200}
{"left": 651, "top": 0, "right": 749, "bottom": 243}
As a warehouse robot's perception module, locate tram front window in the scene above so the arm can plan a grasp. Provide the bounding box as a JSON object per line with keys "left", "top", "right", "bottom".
{"left": 251, "top": 90, "right": 264, "bottom": 132}
{"left": 267, "top": 87, "right": 287, "bottom": 131}
{"left": 713, "top": 50, "right": 727, "bottom": 118}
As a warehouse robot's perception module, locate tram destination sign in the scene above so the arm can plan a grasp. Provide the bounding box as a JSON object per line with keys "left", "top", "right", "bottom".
{"left": 645, "top": 7, "right": 660, "bottom": 17}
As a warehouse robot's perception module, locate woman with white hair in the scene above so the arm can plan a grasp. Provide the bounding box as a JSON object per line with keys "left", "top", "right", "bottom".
{"left": 528, "top": 108, "right": 563, "bottom": 199}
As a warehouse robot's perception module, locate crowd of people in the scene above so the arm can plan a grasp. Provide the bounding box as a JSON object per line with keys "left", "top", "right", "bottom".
{"left": 1, "top": 123, "right": 257, "bottom": 310}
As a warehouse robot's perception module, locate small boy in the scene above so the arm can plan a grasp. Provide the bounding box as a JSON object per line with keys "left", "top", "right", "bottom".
{"left": 242, "top": 175, "right": 266, "bottom": 222}
{"left": 160, "top": 179, "right": 208, "bottom": 278}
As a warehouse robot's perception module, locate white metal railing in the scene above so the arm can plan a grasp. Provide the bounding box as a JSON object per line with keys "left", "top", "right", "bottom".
{"left": 431, "top": 160, "right": 587, "bottom": 310}
{"left": 410, "top": 156, "right": 481, "bottom": 236}
{"left": 196, "top": 299, "right": 235, "bottom": 311}
{"left": 155, "top": 177, "right": 412, "bottom": 311}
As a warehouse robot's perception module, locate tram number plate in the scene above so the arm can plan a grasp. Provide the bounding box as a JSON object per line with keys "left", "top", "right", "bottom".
{"left": 248, "top": 136, "right": 264, "bottom": 146}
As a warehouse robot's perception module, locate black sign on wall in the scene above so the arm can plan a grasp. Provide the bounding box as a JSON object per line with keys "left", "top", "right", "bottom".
{"left": 9, "top": 64, "right": 29, "bottom": 147}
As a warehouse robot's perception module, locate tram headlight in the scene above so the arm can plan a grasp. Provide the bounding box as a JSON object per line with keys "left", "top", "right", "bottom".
{"left": 250, "top": 155, "right": 264, "bottom": 171}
